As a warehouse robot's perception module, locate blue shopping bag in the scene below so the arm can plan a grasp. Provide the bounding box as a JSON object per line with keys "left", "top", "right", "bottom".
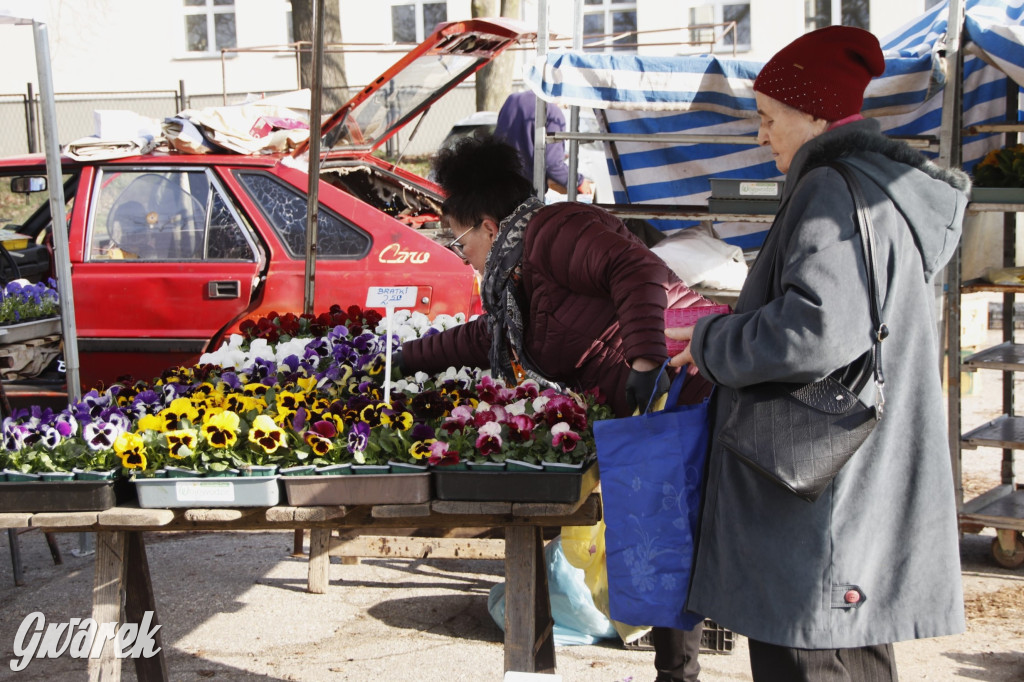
{"left": 593, "top": 362, "right": 710, "bottom": 630}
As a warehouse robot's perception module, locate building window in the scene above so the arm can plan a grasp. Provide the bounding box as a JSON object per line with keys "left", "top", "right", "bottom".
{"left": 583, "top": 0, "right": 638, "bottom": 53}
{"left": 184, "top": 0, "right": 237, "bottom": 54}
{"left": 805, "top": 0, "right": 869, "bottom": 32}
{"left": 391, "top": 1, "right": 447, "bottom": 44}
{"left": 688, "top": 2, "right": 750, "bottom": 52}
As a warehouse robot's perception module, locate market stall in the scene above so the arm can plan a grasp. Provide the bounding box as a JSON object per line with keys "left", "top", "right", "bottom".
{"left": 528, "top": 0, "right": 1024, "bottom": 247}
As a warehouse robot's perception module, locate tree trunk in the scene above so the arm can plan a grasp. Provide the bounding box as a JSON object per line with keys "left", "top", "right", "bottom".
{"left": 473, "top": 0, "right": 520, "bottom": 112}
{"left": 291, "top": 0, "right": 349, "bottom": 111}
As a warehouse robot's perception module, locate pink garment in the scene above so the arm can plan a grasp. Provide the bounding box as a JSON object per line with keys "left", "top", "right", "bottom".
{"left": 827, "top": 113, "right": 865, "bottom": 131}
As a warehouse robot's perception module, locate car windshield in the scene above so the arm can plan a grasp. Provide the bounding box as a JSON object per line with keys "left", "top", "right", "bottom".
{"left": 321, "top": 26, "right": 521, "bottom": 151}
{"left": 343, "top": 53, "right": 479, "bottom": 147}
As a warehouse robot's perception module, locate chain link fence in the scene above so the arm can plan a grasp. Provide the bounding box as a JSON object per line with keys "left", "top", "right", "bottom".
{"left": 0, "top": 82, "right": 480, "bottom": 160}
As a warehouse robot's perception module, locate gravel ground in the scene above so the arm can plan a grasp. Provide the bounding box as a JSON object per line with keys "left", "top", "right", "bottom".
{"left": 0, "top": 527, "right": 1020, "bottom": 681}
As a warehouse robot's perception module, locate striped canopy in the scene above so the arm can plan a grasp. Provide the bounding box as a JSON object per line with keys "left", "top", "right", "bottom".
{"left": 526, "top": 0, "right": 1024, "bottom": 246}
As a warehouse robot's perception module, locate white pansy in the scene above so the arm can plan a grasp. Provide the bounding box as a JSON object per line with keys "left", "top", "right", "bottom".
{"left": 414, "top": 371, "right": 430, "bottom": 385}
{"left": 533, "top": 396, "right": 551, "bottom": 412}
{"left": 506, "top": 399, "right": 528, "bottom": 416}
{"left": 551, "top": 422, "right": 571, "bottom": 436}
{"left": 479, "top": 421, "right": 502, "bottom": 436}
{"left": 274, "top": 337, "right": 312, "bottom": 365}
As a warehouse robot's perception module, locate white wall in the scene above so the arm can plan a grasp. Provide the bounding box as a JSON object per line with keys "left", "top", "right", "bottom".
{"left": 0, "top": 0, "right": 947, "bottom": 103}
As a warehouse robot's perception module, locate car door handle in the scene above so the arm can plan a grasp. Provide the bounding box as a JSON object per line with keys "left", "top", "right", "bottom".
{"left": 207, "top": 280, "right": 241, "bottom": 299}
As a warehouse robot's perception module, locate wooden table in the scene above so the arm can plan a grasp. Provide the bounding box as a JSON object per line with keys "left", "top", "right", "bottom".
{"left": 0, "top": 492, "right": 602, "bottom": 681}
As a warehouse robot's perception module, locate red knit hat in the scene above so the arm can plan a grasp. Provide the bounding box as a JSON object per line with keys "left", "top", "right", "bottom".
{"left": 753, "top": 26, "right": 885, "bottom": 121}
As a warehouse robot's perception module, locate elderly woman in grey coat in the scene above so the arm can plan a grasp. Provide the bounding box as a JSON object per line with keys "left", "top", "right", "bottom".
{"left": 668, "top": 26, "right": 968, "bottom": 681}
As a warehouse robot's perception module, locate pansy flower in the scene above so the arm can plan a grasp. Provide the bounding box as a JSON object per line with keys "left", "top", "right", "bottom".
{"left": 202, "top": 410, "right": 240, "bottom": 448}
{"left": 475, "top": 421, "right": 503, "bottom": 456}
{"left": 303, "top": 432, "right": 333, "bottom": 456}
{"left": 2, "top": 422, "right": 28, "bottom": 451}
{"left": 113, "top": 431, "right": 147, "bottom": 470}
{"left": 441, "top": 404, "right": 474, "bottom": 434}
{"left": 410, "top": 390, "right": 449, "bottom": 420}
{"left": 248, "top": 414, "right": 287, "bottom": 454}
{"left": 84, "top": 421, "right": 122, "bottom": 451}
{"left": 224, "top": 393, "right": 266, "bottom": 415}
{"left": 165, "top": 429, "right": 199, "bottom": 458}
{"left": 551, "top": 422, "right": 580, "bottom": 453}
{"left": 161, "top": 397, "right": 200, "bottom": 428}
{"left": 242, "top": 382, "right": 271, "bottom": 398}
{"left": 381, "top": 408, "right": 413, "bottom": 431}
{"left": 505, "top": 414, "right": 535, "bottom": 443}
{"left": 427, "top": 440, "right": 460, "bottom": 466}
{"left": 359, "top": 402, "right": 386, "bottom": 428}
{"left": 136, "top": 409, "right": 165, "bottom": 430}
{"left": 347, "top": 421, "right": 370, "bottom": 459}
{"left": 39, "top": 425, "right": 62, "bottom": 450}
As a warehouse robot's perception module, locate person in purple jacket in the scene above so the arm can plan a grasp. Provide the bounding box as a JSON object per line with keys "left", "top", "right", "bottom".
{"left": 396, "top": 134, "right": 712, "bottom": 682}
{"left": 495, "top": 90, "right": 594, "bottom": 196}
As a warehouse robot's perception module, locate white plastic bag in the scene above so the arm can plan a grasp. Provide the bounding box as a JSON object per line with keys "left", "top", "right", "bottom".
{"left": 652, "top": 228, "right": 748, "bottom": 290}
{"left": 487, "top": 537, "right": 617, "bottom": 645}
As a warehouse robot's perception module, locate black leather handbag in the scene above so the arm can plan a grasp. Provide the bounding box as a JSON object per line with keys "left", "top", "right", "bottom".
{"left": 718, "top": 162, "right": 887, "bottom": 503}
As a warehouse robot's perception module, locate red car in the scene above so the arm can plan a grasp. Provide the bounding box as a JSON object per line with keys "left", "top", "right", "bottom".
{"left": 0, "top": 19, "right": 528, "bottom": 390}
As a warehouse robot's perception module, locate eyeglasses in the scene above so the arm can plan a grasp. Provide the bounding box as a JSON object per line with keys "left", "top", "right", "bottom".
{"left": 445, "top": 222, "right": 478, "bottom": 260}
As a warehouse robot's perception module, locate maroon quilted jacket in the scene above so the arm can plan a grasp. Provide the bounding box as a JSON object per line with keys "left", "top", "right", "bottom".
{"left": 402, "top": 202, "right": 711, "bottom": 416}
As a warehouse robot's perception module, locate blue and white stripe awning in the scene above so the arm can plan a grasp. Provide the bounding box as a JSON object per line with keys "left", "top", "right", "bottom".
{"left": 526, "top": 0, "right": 1024, "bottom": 247}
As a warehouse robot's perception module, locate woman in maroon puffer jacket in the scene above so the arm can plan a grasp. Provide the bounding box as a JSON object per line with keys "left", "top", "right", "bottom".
{"left": 397, "top": 135, "right": 713, "bottom": 682}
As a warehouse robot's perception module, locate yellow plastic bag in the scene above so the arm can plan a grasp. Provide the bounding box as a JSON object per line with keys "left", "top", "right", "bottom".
{"left": 561, "top": 519, "right": 651, "bottom": 644}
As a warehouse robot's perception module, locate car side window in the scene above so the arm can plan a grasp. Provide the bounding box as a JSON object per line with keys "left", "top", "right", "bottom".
{"left": 234, "top": 171, "right": 371, "bottom": 259}
{"left": 88, "top": 168, "right": 256, "bottom": 262}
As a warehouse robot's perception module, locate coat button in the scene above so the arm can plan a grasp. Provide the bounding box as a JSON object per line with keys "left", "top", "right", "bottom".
{"left": 844, "top": 589, "right": 861, "bottom": 604}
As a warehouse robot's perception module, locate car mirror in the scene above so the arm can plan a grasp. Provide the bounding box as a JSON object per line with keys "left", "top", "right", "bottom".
{"left": 11, "top": 176, "right": 46, "bottom": 193}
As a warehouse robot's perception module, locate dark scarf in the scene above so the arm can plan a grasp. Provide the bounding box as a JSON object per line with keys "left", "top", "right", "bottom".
{"left": 481, "top": 196, "right": 545, "bottom": 383}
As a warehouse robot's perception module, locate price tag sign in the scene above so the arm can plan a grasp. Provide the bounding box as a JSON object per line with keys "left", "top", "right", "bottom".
{"left": 367, "top": 286, "right": 417, "bottom": 406}
{"left": 366, "top": 286, "right": 417, "bottom": 308}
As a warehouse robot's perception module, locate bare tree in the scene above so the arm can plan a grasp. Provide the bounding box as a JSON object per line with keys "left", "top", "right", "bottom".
{"left": 472, "top": 0, "right": 520, "bottom": 112}
{"left": 291, "top": 0, "right": 349, "bottom": 111}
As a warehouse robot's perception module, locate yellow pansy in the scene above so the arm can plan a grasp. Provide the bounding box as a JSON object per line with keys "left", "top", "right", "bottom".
{"left": 202, "top": 410, "right": 240, "bottom": 448}
{"left": 113, "top": 431, "right": 147, "bottom": 470}
{"left": 165, "top": 429, "right": 199, "bottom": 458}
{"left": 248, "top": 414, "right": 287, "bottom": 454}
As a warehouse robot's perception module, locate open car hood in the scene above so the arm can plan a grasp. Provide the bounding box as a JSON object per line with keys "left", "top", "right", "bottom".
{"left": 297, "top": 18, "right": 533, "bottom": 157}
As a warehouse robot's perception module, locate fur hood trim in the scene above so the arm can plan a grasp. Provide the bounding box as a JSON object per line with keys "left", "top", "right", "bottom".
{"left": 801, "top": 126, "right": 971, "bottom": 193}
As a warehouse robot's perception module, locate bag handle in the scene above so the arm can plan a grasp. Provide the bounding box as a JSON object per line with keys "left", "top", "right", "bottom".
{"left": 829, "top": 162, "right": 887, "bottom": 418}
{"left": 642, "top": 359, "right": 689, "bottom": 414}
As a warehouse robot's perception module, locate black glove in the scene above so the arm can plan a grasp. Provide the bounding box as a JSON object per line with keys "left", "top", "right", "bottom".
{"left": 624, "top": 365, "right": 670, "bottom": 415}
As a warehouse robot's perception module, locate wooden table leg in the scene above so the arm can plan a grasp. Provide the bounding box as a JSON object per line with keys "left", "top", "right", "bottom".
{"left": 90, "top": 530, "right": 126, "bottom": 682}
{"left": 124, "top": 532, "right": 168, "bottom": 682}
{"left": 503, "top": 526, "right": 555, "bottom": 674}
{"left": 307, "top": 528, "right": 331, "bottom": 594}
{"left": 8, "top": 527, "right": 25, "bottom": 586}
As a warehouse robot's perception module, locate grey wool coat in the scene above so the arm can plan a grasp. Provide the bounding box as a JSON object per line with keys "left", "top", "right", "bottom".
{"left": 687, "top": 118, "right": 968, "bottom": 649}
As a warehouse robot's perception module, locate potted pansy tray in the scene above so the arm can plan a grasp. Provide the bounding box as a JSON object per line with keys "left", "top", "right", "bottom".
{"left": 432, "top": 459, "right": 599, "bottom": 504}
{"left": 135, "top": 474, "right": 280, "bottom": 508}
{"left": 0, "top": 473, "right": 130, "bottom": 513}
{"left": 0, "top": 305, "right": 611, "bottom": 511}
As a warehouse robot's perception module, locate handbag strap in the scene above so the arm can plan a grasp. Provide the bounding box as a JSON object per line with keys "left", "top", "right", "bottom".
{"left": 829, "top": 162, "right": 887, "bottom": 418}
{"left": 643, "top": 359, "right": 688, "bottom": 414}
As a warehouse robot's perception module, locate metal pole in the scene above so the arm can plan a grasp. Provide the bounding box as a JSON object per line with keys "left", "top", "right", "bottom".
{"left": 33, "top": 21, "right": 81, "bottom": 403}
{"left": 566, "top": 0, "right": 582, "bottom": 202}
{"left": 533, "top": 0, "right": 548, "bottom": 199}
{"left": 940, "top": 0, "right": 965, "bottom": 514}
{"left": 303, "top": 0, "right": 325, "bottom": 316}
{"left": 938, "top": 0, "right": 964, "bottom": 170}
{"left": 178, "top": 79, "right": 187, "bottom": 113}
{"left": 25, "top": 82, "right": 37, "bottom": 154}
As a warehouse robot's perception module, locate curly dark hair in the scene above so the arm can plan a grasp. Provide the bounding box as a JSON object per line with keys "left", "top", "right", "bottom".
{"left": 431, "top": 134, "right": 534, "bottom": 228}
